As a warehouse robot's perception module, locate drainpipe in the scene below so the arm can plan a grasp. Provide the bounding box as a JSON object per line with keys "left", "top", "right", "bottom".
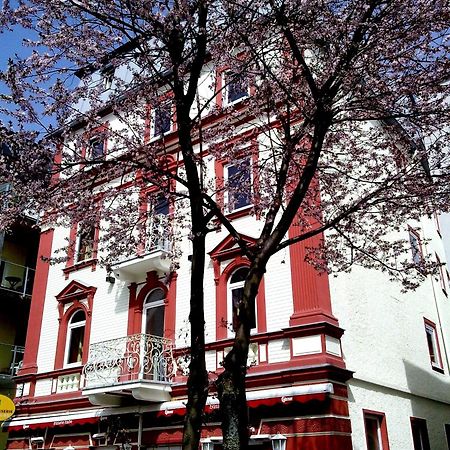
{"left": 138, "top": 413, "right": 143, "bottom": 449}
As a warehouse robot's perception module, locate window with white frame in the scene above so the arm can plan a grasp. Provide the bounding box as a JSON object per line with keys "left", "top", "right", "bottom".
{"left": 153, "top": 102, "right": 172, "bottom": 137}
{"left": 364, "top": 412, "right": 389, "bottom": 450}
{"left": 146, "top": 193, "right": 170, "bottom": 252}
{"left": 65, "top": 310, "right": 86, "bottom": 365}
{"left": 76, "top": 222, "right": 96, "bottom": 262}
{"left": 87, "top": 136, "right": 106, "bottom": 159}
{"left": 228, "top": 267, "right": 255, "bottom": 334}
{"left": 424, "top": 319, "right": 443, "bottom": 371}
{"left": 436, "top": 254, "right": 447, "bottom": 295}
{"left": 409, "top": 229, "right": 423, "bottom": 267}
{"left": 225, "top": 158, "right": 251, "bottom": 212}
{"left": 224, "top": 71, "right": 248, "bottom": 105}
{"left": 101, "top": 65, "right": 114, "bottom": 91}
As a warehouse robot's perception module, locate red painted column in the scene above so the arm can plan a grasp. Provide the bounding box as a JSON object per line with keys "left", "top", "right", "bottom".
{"left": 19, "top": 228, "right": 54, "bottom": 375}
{"left": 165, "top": 272, "right": 178, "bottom": 341}
{"left": 288, "top": 227, "right": 338, "bottom": 327}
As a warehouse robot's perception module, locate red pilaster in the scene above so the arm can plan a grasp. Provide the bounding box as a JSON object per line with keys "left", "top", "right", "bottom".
{"left": 288, "top": 228, "right": 338, "bottom": 327}
{"left": 19, "top": 229, "right": 54, "bottom": 375}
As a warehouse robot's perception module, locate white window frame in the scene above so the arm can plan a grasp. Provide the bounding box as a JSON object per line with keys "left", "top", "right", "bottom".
{"left": 87, "top": 136, "right": 106, "bottom": 160}
{"left": 152, "top": 101, "right": 172, "bottom": 138}
{"left": 223, "top": 71, "right": 249, "bottom": 106}
{"left": 227, "top": 267, "right": 256, "bottom": 338}
{"left": 364, "top": 413, "right": 384, "bottom": 450}
{"left": 224, "top": 157, "right": 252, "bottom": 213}
{"left": 409, "top": 228, "right": 423, "bottom": 267}
{"left": 75, "top": 222, "right": 96, "bottom": 263}
{"left": 64, "top": 310, "right": 86, "bottom": 367}
{"left": 424, "top": 320, "right": 443, "bottom": 370}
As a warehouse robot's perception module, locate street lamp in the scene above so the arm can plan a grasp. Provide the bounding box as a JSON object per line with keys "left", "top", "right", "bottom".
{"left": 271, "top": 433, "right": 287, "bottom": 450}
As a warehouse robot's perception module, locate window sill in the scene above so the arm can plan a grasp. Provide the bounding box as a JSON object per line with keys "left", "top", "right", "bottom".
{"left": 431, "top": 364, "right": 444, "bottom": 374}
{"left": 63, "top": 259, "right": 97, "bottom": 278}
{"left": 226, "top": 205, "right": 253, "bottom": 220}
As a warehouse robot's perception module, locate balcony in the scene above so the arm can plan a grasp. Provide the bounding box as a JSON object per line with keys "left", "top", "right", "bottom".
{"left": 0, "top": 259, "right": 35, "bottom": 297}
{"left": 82, "top": 333, "right": 176, "bottom": 406}
{"left": 113, "top": 215, "right": 171, "bottom": 282}
{"left": 0, "top": 343, "right": 25, "bottom": 385}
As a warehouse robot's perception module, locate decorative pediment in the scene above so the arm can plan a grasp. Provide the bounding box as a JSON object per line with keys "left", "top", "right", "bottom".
{"left": 208, "top": 233, "right": 257, "bottom": 262}
{"left": 55, "top": 279, "right": 97, "bottom": 303}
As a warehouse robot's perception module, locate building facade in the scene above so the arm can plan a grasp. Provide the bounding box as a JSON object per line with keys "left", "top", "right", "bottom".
{"left": 0, "top": 181, "right": 40, "bottom": 449}
{"left": 3, "top": 60, "right": 450, "bottom": 450}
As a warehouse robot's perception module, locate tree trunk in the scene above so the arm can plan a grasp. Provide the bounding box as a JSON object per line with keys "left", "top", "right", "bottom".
{"left": 182, "top": 229, "right": 209, "bottom": 450}
{"left": 217, "top": 263, "right": 265, "bottom": 450}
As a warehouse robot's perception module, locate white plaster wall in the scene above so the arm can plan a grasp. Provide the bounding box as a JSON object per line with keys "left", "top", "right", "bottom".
{"left": 264, "top": 248, "right": 293, "bottom": 332}
{"left": 34, "top": 378, "right": 53, "bottom": 397}
{"left": 349, "top": 378, "right": 450, "bottom": 450}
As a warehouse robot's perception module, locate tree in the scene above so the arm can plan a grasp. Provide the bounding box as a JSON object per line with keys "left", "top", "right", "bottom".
{"left": 1, "top": 1, "right": 450, "bottom": 450}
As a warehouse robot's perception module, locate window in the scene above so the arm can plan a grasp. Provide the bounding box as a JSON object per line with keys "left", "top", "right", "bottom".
{"left": 146, "top": 193, "right": 170, "bottom": 252}
{"left": 409, "top": 229, "right": 423, "bottom": 267}
{"left": 65, "top": 310, "right": 86, "bottom": 365}
{"left": 225, "top": 71, "right": 248, "bottom": 104}
{"left": 142, "top": 288, "right": 165, "bottom": 338}
{"left": 436, "top": 254, "right": 447, "bottom": 295}
{"left": 101, "top": 66, "right": 114, "bottom": 91}
{"left": 153, "top": 102, "right": 172, "bottom": 137}
{"left": 424, "top": 319, "right": 443, "bottom": 372}
{"left": 226, "top": 158, "right": 251, "bottom": 212}
{"left": 76, "top": 222, "right": 96, "bottom": 262}
{"left": 411, "top": 417, "right": 430, "bottom": 450}
{"left": 445, "top": 423, "right": 450, "bottom": 450}
{"left": 228, "top": 267, "right": 255, "bottom": 333}
{"left": 363, "top": 411, "right": 390, "bottom": 450}
{"left": 88, "top": 137, "right": 106, "bottom": 159}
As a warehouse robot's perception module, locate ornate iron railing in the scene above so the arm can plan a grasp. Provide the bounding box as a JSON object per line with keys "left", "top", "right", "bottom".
{"left": 145, "top": 214, "right": 171, "bottom": 253}
{"left": 83, "top": 334, "right": 176, "bottom": 389}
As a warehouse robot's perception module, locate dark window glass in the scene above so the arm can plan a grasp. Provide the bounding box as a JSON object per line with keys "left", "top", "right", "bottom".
{"left": 154, "top": 103, "right": 171, "bottom": 136}
{"left": 409, "top": 231, "right": 422, "bottom": 266}
{"left": 89, "top": 138, "right": 105, "bottom": 159}
{"left": 227, "top": 159, "right": 251, "bottom": 211}
{"left": 67, "top": 310, "right": 86, "bottom": 364}
{"left": 411, "top": 418, "right": 430, "bottom": 450}
{"left": 77, "top": 223, "right": 96, "bottom": 262}
{"left": 226, "top": 72, "right": 248, "bottom": 103}
{"left": 229, "top": 267, "right": 255, "bottom": 331}
{"left": 365, "top": 416, "right": 382, "bottom": 450}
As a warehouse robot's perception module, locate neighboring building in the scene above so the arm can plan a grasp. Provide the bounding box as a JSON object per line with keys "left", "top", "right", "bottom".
{"left": 0, "top": 183, "right": 39, "bottom": 449}
{"left": 3, "top": 54, "right": 450, "bottom": 450}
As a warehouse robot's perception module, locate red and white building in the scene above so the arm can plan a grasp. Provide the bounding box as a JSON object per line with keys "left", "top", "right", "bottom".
{"left": 4, "top": 56, "right": 450, "bottom": 450}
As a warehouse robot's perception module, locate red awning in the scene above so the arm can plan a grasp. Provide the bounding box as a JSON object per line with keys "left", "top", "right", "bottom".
{"left": 157, "top": 383, "right": 333, "bottom": 417}
{"left": 5, "top": 415, "right": 99, "bottom": 432}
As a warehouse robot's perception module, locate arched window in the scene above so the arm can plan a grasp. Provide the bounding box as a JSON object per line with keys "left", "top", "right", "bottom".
{"left": 142, "top": 288, "right": 165, "bottom": 337}
{"left": 65, "top": 310, "right": 86, "bottom": 365}
{"left": 228, "top": 267, "right": 255, "bottom": 334}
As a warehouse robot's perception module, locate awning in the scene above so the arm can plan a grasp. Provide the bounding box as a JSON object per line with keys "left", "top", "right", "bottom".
{"left": 157, "top": 383, "right": 333, "bottom": 417}
{"left": 4, "top": 411, "right": 99, "bottom": 432}
{"left": 4, "top": 383, "right": 333, "bottom": 428}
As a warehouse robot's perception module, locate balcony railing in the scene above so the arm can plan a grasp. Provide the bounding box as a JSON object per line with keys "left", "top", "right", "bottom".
{"left": 0, "top": 343, "right": 25, "bottom": 377}
{"left": 145, "top": 214, "right": 171, "bottom": 253}
{"left": 83, "top": 333, "right": 176, "bottom": 390}
{"left": 112, "top": 215, "right": 172, "bottom": 280}
{"left": 0, "top": 259, "right": 35, "bottom": 296}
